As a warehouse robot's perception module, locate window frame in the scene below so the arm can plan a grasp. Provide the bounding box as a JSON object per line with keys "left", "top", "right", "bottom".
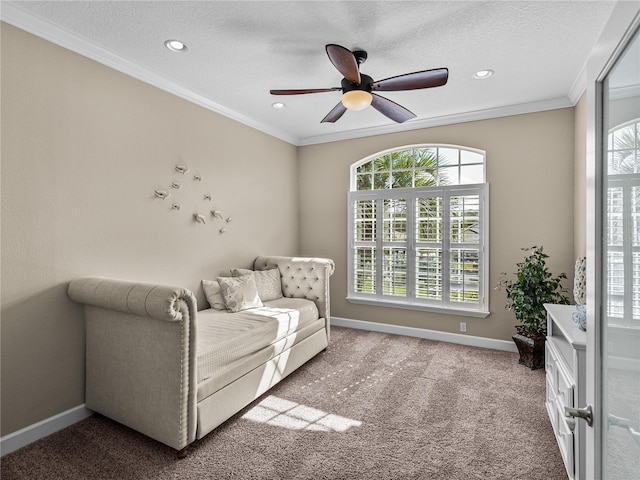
{"left": 347, "top": 145, "right": 490, "bottom": 318}
{"left": 350, "top": 144, "right": 486, "bottom": 191}
{"left": 604, "top": 119, "right": 640, "bottom": 328}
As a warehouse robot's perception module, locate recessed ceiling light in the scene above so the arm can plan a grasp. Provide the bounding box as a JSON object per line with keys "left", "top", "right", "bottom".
{"left": 164, "top": 39, "right": 188, "bottom": 53}
{"left": 473, "top": 69, "right": 494, "bottom": 79}
{"left": 272, "top": 102, "right": 286, "bottom": 109}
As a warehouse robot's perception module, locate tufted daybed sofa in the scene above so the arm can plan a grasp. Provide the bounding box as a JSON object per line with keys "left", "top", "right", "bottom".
{"left": 67, "top": 255, "right": 334, "bottom": 458}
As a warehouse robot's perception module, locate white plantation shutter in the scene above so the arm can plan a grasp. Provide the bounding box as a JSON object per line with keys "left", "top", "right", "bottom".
{"left": 605, "top": 120, "right": 640, "bottom": 326}
{"left": 348, "top": 145, "right": 489, "bottom": 317}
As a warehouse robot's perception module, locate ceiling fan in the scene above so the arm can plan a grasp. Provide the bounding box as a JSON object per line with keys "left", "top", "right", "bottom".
{"left": 270, "top": 44, "right": 449, "bottom": 124}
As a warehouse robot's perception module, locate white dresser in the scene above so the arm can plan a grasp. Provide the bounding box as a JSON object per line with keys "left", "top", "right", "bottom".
{"left": 544, "top": 304, "right": 587, "bottom": 480}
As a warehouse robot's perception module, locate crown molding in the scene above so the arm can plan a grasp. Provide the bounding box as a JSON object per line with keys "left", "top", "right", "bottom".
{"left": 610, "top": 84, "right": 640, "bottom": 100}
{"left": 0, "top": 2, "right": 301, "bottom": 146}
{"left": 568, "top": 61, "right": 588, "bottom": 105}
{"left": 298, "top": 96, "right": 574, "bottom": 146}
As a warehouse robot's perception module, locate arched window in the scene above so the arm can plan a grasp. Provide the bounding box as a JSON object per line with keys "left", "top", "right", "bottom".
{"left": 605, "top": 119, "right": 640, "bottom": 325}
{"left": 352, "top": 145, "right": 485, "bottom": 190}
{"left": 347, "top": 145, "right": 489, "bottom": 317}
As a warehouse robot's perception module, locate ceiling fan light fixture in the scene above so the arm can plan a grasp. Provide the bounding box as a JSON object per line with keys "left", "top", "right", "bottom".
{"left": 473, "top": 69, "right": 493, "bottom": 79}
{"left": 270, "top": 44, "right": 448, "bottom": 123}
{"left": 341, "top": 90, "right": 373, "bottom": 111}
{"left": 164, "top": 39, "right": 188, "bottom": 53}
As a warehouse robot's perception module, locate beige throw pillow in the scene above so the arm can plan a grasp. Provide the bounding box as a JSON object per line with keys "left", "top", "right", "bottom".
{"left": 217, "top": 275, "right": 264, "bottom": 312}
{"left": 202, "top": 279, "right": 227, "bottom": 311}
{"left": 231, "top": 268, "right": 283, "bottom": 302}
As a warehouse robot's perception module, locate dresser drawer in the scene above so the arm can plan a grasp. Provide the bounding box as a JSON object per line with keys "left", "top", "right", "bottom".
{"left": 546, "top": 373, "right": 556, "bottom": 405}
{"left": 546, "top": 340, "right": 575, "bottom": 408}
{"left": 545, "top": 375, "right": 558, "bottom": 432}
{"left": 545, "top": 342, "right": 557, "bottom": 392}
{"left": 555, "top": 360, "right": 574, "bottom": 409}
{"left": 555, "top": 403, "right": 575, "bottom": 479}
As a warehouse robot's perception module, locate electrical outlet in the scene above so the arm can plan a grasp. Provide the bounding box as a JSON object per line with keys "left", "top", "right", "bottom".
{"left": 460, "top": 322, "right": 467, "bottom": 333}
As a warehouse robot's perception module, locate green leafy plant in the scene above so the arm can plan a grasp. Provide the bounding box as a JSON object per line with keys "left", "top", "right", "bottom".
{"left": 497, "top": 246, "right": 569, "bottom": 336}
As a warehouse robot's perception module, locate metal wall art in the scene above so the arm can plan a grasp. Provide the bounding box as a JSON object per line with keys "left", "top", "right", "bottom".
{"left": 154, "top": 190, "right": 170, "bottom": 199}
{"left": 153, "top": 164, "right": 232, "bottom": 234}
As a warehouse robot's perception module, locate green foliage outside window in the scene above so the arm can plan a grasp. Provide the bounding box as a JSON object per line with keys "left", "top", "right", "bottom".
{"left": 356, "top": 148, "right": 442, "bottom": 190}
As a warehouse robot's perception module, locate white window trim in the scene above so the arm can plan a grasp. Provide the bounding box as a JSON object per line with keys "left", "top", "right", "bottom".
{"left": 347, "top": 183, "right": 490, "bottom": 318}
{"left": 345, "top": 296, "right": 490, "bottom": 318}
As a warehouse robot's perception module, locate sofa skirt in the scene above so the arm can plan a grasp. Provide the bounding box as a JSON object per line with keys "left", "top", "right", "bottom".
{"left": 196, "top": 328, "right": 328, "bottom": 438}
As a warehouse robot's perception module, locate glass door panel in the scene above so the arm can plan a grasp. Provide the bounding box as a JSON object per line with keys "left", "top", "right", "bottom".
{"left": 601, "top": 26, "right": 640, "bottom": 480}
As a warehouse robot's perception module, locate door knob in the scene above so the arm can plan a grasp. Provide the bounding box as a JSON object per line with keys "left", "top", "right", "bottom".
{"left": 565, "top": 405, "right": 593, "bottom": 427}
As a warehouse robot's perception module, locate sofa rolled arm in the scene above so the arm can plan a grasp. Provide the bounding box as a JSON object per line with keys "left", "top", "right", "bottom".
{"left": 67, "top": 276, "right": 198, "bottom": 452}
{"left": 68, "top": 276, "right": 197, "bottom": 322}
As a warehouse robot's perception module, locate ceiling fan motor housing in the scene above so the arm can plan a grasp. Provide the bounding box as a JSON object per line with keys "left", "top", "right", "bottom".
{"left": 342, "top": 74, "right": 374, "bottom": 93}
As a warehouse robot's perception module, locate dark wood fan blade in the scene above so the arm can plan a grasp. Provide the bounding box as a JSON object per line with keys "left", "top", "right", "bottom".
{"left": 321, "top": 102, "right": 347, "bottom": 123}
{"left": 325, "top": 44, "right": 361, "bottom": 85}
{"left": 270, "top": 87, "right": 342, "bottom": 95}
{"left": 370, "top": 93, "right": 416, "bottom": 123}
{"left": 371, "top": 68, "right": 448, "bottom": 91}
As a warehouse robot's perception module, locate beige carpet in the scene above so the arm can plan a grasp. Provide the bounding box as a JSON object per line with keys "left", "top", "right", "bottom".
{"left": 1, "top": 326, "right": 568, "bottom": 479}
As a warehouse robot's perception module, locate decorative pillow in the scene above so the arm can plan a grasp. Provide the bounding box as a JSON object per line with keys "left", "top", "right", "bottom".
{"left": 231, "top": 268, "right": 283, "bottom": 302}
{"left": 202, "top": 279, "right": 229, "bottom": 310}
{"left": 217, "top": 275, "right": 264, "bottom": 312}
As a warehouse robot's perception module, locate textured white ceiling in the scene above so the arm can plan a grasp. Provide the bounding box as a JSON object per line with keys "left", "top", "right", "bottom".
{"left": 2, "top": 1, "right": 617, "bottom": 145}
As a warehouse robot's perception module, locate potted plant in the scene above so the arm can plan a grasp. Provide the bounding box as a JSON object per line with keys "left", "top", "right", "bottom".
{"left": 497, "top": 246, "right": 569, "bottom": 369}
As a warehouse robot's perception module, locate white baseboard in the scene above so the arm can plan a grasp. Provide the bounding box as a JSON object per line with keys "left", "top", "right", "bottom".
{"left": 331, "top": 316, "right": 518, "bottom": 353}
{"left": 0, "top": 404, "right": 93, "bottom": 457}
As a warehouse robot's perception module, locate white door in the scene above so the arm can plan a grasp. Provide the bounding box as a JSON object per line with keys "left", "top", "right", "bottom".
{"left": 586, "top": 4, "right": 640, "bottom": 479}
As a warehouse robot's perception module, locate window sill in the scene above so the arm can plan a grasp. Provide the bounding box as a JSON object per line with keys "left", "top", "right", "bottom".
{"left": 346, "top": 296, "right": 491, "bottom": 318}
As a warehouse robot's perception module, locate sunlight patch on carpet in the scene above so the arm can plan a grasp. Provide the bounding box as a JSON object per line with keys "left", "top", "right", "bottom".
{"left": 242, "top": 395, "right": 362, "bottom": 432}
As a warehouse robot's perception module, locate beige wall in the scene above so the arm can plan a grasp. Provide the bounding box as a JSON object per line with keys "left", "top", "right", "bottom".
{"left": 298, "top": 109, "right": 576, "bottom": 341}
{"left": 0, "top": 24, "right": 299, "bottom": 436}
{"left": 574, "top": 93, "right": 587, "bottom": 258}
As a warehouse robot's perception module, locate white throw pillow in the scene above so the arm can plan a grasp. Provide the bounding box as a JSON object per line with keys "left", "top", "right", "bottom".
{"left": 217, "top": 275, "right": 264, "bottom": 312}
{"left": 202, "top": 279, "right": 228, "bottom": 311}
{"left": 231, "top": 267, "right": 283, "bottom": 302}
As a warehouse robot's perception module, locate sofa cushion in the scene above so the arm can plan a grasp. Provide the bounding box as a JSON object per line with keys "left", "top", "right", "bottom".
{"left": 202, "top": 279, "right": 227, "bottom": 311}
{"left": 231, "top": 268, "right": 283, "bottom": 302}
{"left": 196, "top": 297, "right": 322, "bottom": 400}
{"left": 217, "top": 276, "right": 263, "bottom": 312}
